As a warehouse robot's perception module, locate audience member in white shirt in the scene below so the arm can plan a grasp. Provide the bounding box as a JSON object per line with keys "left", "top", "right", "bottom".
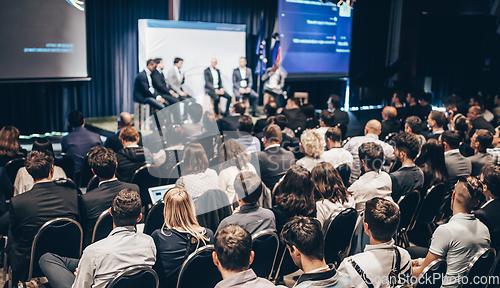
{"left": 322, "top": 127, "right": 353, "bottom": 169}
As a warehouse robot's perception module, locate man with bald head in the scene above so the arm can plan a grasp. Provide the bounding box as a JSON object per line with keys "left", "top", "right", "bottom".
{"left": 380, "top": 106, "right": 401, "bottom": 140}
{"left": 204, "top": 58, "right": 232, "bottom": 116}
{"left": 104, "top": 112, "right": 143, "bottom": 152}
{"left": 344, "top": 120, "right": 395, "bottom": 184}
{"left": 467, "top": 105, "right": 495, "bottom": 136}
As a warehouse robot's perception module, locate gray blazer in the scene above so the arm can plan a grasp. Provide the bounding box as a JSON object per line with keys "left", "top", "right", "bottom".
{"left": 166, "top": 66, "right": 184, "bottom": 95}
{"left": 468, "top": 152, "right": 495, "bottom": 176}
{"left": 232, "top": 67, "right": 253, "bottom": 97}
{"left": 445, "top": 150, "right": 472, "bottom": 192}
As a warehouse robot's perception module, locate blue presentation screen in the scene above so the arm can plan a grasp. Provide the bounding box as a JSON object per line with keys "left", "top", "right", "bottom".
{"left": 278, "top": 0, "right": 353, "bottom": 78}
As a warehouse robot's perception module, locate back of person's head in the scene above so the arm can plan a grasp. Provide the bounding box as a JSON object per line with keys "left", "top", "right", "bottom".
{"left": 382, "top": 106, "right": 398, "bottom": 121}
{"left": 275, "top": 165, "right": 315, "bottom": 216}
{"left": 274, "top": 115, "right": 288, "bottom": 130}
{"left": 264, "top": 102, "right": 278, "bottom": 116}
{"left": 469, "top": 106, "right": 483, "bottom": 116}
{"left": 405, "top": 116, "right": 423, "bottom": 134}
{"left": 119, "top": 126, "right": 140, "bottom": 143}
{"left": 238, "top": 116, "right": 253, "bottom": 134}
{"left": 32, "top": 138, "right": 54, "bottom": 158}
{"left": 454, "top": 176, "right": 484, "bottom": 211}
{"left": 481, "top": 163, "right": 500, "bottom": 198}
{"left": 392, "top": 132, "right": 420, "bottom": 160}
{"left": 300, "top": 130, "right": 324, "bottom": 158}
{"left": 26, "top": 150, "right": 54, "bottom": 181}
{"left": 281, "top": 216, "right": 324, "bottom": 261}
{"left": 325, "top": 127, "right": 342, "bottom": 143}
{"left": 234, "top": 171, "right": 263, "bottom": 204}
{"left": 117, "top": 112, "right": 133, "bottom": 128}
{"left": 329, "top": 94, "right": 342, "bottom": 109}
{"left": 111, "top": 189, "right": 141, "bottom": 227}
{"left": 214, "top": 225, "right": 252, "bottom": 272}
{"left": 429, "top": 111, "right": 446, "bottom": 128}
{"left": 0, "top": 126, "right": 21, "bottom": 156}
{"left": 153, "top": 58, "right": 162, "bottom": 65}
{"left": 174, "top": 57, "right": 183, "bottom": 64}
{"left": 365, "top": 120, "right": 382, "bottom": 135}
{"left": 443, "top": 96, "right": 457, "bottom": 109}
{"left": 358, "top": 142, "right": 384, "bottom": 171}
{"left": 188, "top": 103, "right": 203, "bottom": 123}
{"left": 234, "top": 102, "right": 246, "bottom": 115}
{"left": 288, "top": 96, "right": 301, "bottom": 107}
{"left": 68, "top": 110, "right": 84, "bottom": 128}
{"left": 364, "top": 198, "right": 400, "bottom": 242}
{"left": 473, "top": 129, "right": 493, "bottom": 151}
{"left": 264, "top": 124, "right": 282, "bottom": 144}
{"left": 453, "top": 115, "right": 470, "bottom": 140}
{"left": 302, "top": 104, "right": 317, "bottom": 119}
{"left": 182, "top": 142, "right": 209, "bottom": 175}
{"left": 319, "top": 110, "right": 335, "bottom": 127}
{"left": 146, "top": 59, "right": 156, "bottom": 66}
{"left": 87, "top": 146, "right": 117, "bottom": 179}
{"left": 219, "top": 138, "right": 250, "bottom": 170}
{"left": 441, "top": 130, "right": 462, "bottom": 149}
{"left": 417, "top": 139, "right": 448, "bottom": 183}
{"left": 311, "top": 162, "right": 349, "bottom": 204}
{"left": 166, "top": 124, "right": 184, "bottom": 146}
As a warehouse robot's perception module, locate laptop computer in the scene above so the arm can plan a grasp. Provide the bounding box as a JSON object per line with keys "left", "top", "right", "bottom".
{"left": 148, "top": 184, "right": 175, "bottom": 204}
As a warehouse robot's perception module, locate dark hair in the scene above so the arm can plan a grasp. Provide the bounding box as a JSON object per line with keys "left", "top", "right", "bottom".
{"left": 153, "top": 58, "right": 162, "bottom": 64}
{"left": 441, "top": 130, "right": 462, "bottom": 149}
{"left": 238, "top": 116, "right": 253, "bottom": 134}
{"left": 481, "top": 163, "right": 500, "bottom": 198}
{"left": 234, "top": 102, "right": 246, "bottom": 115}
{"left": 174, "top": 57, "right": 183, "bottom": 64}
{"left": 68, "top": 110, "right": 84, "bottom": 128}
{"left": 264, "top": 102, "right": 278, "bottom": 116}
{"left": 181, "top": 142, "right": 209, "bottom": 175}
{"left": 146, "top": 59, "right": 156, "bottom": 66}
{"left": 405, "top": 116, "right": 423, "bottom": 134}
{"left": 456, "top": 176, "right": 484, "bottom": 210}
{"left": 274, "top": 165, "right": 315, "bottom": 216}
{"left": 215, "top": 225, "right": 252, "bottom": 272}
{"left": 32, "top": 138, "right": 54, "bottom": 158}
{"left": 26, "top": 150, "right": 54, "bottom": 181}
{"left": 166, "top": 125, "right": 184, "bottom": 146}
{"left": 281, "top": 216, "right": 324, "bottom": 261}
{"left": 111, "top": 189, "right": 142, "bottom": 227}
{"left": 188, "top": 103, "right": 203, "bottom": 123}
{"left": 234, "top": 171, "right": 263, "bottom": 204}
{"left": 416, "top": 139, "right": 448, "bottom": 189}
{"left": 264, "top": 124, "right": 282, "bottom": 144}
{"left": 319, "top": 110, "right": 335, "bottom": 127}
{"left": 87, "top": 146, "right": 117, "bottom": 179}
{"left": 358, "top": 142, "right": 384, "bottom": 171}
{"left": 429, "top": 111, "right": 446, "bottom": 128}
{"left": 422, "top": 92, "right": 432, "bottom": 103}
{"left": 392, "top": 132, "right": 420, "bottom": 160}
{"left": 393, "top": 91, "right": 406, "bottom": 104}
{"left": 0, "top": 126, "right": 21, "bottom": 157}
{"left": 289, "top": 96, "right": 301, "bottom": 106}
{"left": 119, "top": 126, "right": 139, "bottom": 143}
{"left": 474, "top": 129, "right": 493, "bottom": 151}
{"left": 453, "top": 115, "right": 470, "bottom": 141}
{"left": 443, "top": 96, "right": 457, "bottom": 109}
{"left": 329, "top": 94, "right": 342, "bottom": 109}
{"left": 312, "top": 162, "right": 350, "bottom": 204}
{"left": 219, "top": 139, "right": 250, "bottom": 170}
{"left": 301, "top": 104, "right": 317, "bottom": 119}
{"left": 325, "top": 127, "right": 342, "bottom": 143}
{"left": 365, "top": 198, "right": 400, "bottom": 242}
{"left": 274, "top": 115, "right": 288, "bottom": 130}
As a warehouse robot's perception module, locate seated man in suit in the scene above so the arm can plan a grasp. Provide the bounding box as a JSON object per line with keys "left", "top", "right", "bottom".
{"left": 82, "top": 145, "right": 139, "bottom": 245}
{"left": 165, "top": 57, "right": 194, "bottom": 121}
{"left": 218, "top": 102, "right": 246, "bottom": 133}
{"left": 380, "top": 106, "right": 401, "bottom": 141}
{"left": 205, "top": 58, "right": 232, "bottom": 117}
{"left": 475, "top": 163, "right": 500, "bottom": 250}
{"left": 440, "top": 130, "right": 472, "bottom": 199}
{"left": 257, "top": 124, "right": 295, "bottom": 190}
{"left": 133, "top": 59, "right": 169, "bottom": 110}
{"left": 213, "top": 225, "right": 276, "bottom": 288}
{"left": 425, "top": 111, "right": 446, "bottom": 140}
{"left": 39, "top": 189, "right": 156, "bottom": 288}
{"left": 467, "top": 106, "right": 495, "bottom": 136}
{"left": 468, "top": 129, "right": 495, "bottom": 176}
{"left": 61, "top": 110, "right": 102, "bottom": 176}
{"left": 8, "top": 151, "right": 79, "bottom": 283}
{"left": 262, "top": 62, "right": 287, "bottom": 107}
{"left": 404, "top": 116, "right": 426, "bottom": 146}
{"left": 233, "top": 57, "right": 259, "bottom": 117}
{"left": 104, "top": 112, "right": 143, "bottom": 152}
{"left": 151, "top": 58, "right": 182, "bottom": 123}
{"left": 116, "top": 126, "right": 148, "bottom": 183}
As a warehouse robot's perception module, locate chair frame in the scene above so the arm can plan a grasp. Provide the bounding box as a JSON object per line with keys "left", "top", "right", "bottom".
{"left": 251, "top": 230, "right": 280, "bottom": 279}
{"left": 87, "top": 174, "right": 100, "bottom": 192}
{"left": 91, "top": 209, "right": 112, "bottom": 244}
{"left": 54, "top": 153, "right": 76, "bottom": 181}
{"left": 414, "top": 259, "right": 447, "bottom": 288}
{"left": 486, "top": 252, "right": 500, "bottom": 288}
{"left": 28, "top": 217, "right": 83, "bottom": 280}
{"left": 397, "top": 190, "right": 421, "bottom": 248}
{"left": 458, "top": 248, "right": 497, "bottom": 288}
{"left": 143, "top": 200, "right": 165, "bottom": 236}
{"left": 323, "top": 207, "right": 358, "bottom": 264}
{"left": 106, "top": 264, "right": 159, "bottom": 288}
{"left": 176, "top": 245, "right": 215, "bottom": 288}
{"left": 5, "top": 157, "right": 26, "bottom": 184}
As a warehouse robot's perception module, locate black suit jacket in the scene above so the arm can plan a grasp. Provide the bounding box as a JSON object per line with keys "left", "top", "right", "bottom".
{"left": 104, "top": 130, "right": 143, "bottom": 153}
{"left": 333, "top": 110, "right": 350, "bottom": 127}
{"left": 8, "top": 181, "right": 79, "bottom": 273}
{"left": 204, "top": 67, "right": 223, "bottom": 93}
{"left": 257, "top": 146, "right": 296, "bottom": 190}
{"left": 470, "top": 116, "right": 495, "bottom": 136}
{"left": 218, "top": 115, "right": 242, "bottom": 132}
{"left": 474, "top": 199, "right": 500, "bottom": 249}
{"left": 380, "top": 119, "right": 401, "bottom": 140}
{"left": 133, "top": 70, "right": 158, "bottom": 103}
{"left": 151, "top": 69, "right": 173, "bottom": 96}
{"left": 254, "top": 118, "right": 268, "bottom": 134}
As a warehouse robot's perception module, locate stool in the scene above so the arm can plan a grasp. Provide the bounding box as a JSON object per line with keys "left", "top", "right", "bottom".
{"left": 294, "top": 92, "right": 308, "bottom": 105}
{"left": 134, "top": 103, "right": 151, "bottom": 131}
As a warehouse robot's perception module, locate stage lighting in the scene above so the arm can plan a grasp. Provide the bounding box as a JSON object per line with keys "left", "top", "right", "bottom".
{"left": 321, "top": 0, "right": 356, "bottom": 8}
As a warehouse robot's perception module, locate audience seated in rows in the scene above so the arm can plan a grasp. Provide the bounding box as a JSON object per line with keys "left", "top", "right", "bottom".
{"left": 312, "top": 162, "right": 354, "bottom": 225}
{"left": 116, "top": 126, "right": 149, "bottom": 182}
{"left": 235, "top": 116, "right": 260, "bottom": 153}
{"left": 13, "top": 138, "right": 66, "bottom": 196}
{"left": 104, "top": 112, "right": 143, "bottom": 152}
{"left": 338, "top": 197, "right": 412, "bottom": 287}
{"left": 415, "top": 139, "right": 449, "bottom": 194}
{"left": 475, "top": 163, "right": 500, "bottom": 250}
{"left": 467, "top": 105, "right": 495, "bottom": 136}
{"left": 380, "top": 106, "right": 400, "bottom": 141}
{"left": 0, "top": 126, "right": 27, "bottom": 167}
{"left": 219, "top": 102, "right": 246, "bottom": 133}
{"left": 82, "top": 146, "right": 139, "bottom": 245}
{"left": 467, "top": 129, "right": 494, "bottom": 176}
{"left": 296, "top": 130, "right": 324, "bottom": 171}
{"left": 39, "top": 189, "right": 156, "bottom": 288}
{"left": 486, "top": 129, "right": 500, "bottom": 164}
{"left": 216, "top": 171, "right": 276, "bottom": 235}
{"left": 404, "top": 116, "right": 426, "bottom": 146}
{"left": 322, "top": 127, "right": 353, "bottom": 169}
{"left": 426, "top": 111, "right": 446, "bottom": 140}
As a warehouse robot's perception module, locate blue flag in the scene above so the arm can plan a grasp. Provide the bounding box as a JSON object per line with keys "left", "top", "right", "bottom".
{"left": 254, "top": 17, "right": 267, "bottom": 76}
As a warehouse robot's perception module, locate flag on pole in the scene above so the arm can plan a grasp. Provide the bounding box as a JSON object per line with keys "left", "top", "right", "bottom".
{"left": 254, "top": 16, "right": 267, "bottom": 76}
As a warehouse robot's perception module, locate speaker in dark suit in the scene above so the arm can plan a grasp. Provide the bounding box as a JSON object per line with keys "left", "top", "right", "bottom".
{"left": 233, "top": 58, "right": 259, "bottom": 116}
{"left": 204, "top": 58, "right": 232, "bottom": 116}
{"left": 133, "top": 60, "right": 167, "bottom": 110}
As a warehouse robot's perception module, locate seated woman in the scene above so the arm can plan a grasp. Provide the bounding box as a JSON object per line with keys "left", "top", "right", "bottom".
{"left": 218, "top": 139, "right": 257, "bottom": 204}
{"left": 296, "top": 130, "right": 324, "bottom": 171}
{"left": 416, "top": 139, "right": 449, "bottom": 194}
{"left": 312, "top": 162, "right": 355, "bottom": 225}
{"left": 175, "top": 142, "right": 219, "bottom": 198}
{"left": 13, "top": 138, "right": 66, "bottom": 196}
{"left": 0, "top": 126, "right": 27, "bottom": 167}
{"left": 152, "top": 187, "right": 214, "bottom": 286}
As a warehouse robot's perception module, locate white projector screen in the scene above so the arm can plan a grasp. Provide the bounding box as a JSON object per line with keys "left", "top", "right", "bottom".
{"left": 138, "top": 19, "right": 246, "bottom": 97}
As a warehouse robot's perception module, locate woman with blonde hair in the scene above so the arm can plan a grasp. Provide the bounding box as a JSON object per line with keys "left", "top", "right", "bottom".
{"left": 151, "top": 187, "right": 214, "bottom": 284}
{"left": 0, "top": 126, "right": 26, "bottom": 167}
{"left": 296, "top": 129, "right": 325, "bottom": 171}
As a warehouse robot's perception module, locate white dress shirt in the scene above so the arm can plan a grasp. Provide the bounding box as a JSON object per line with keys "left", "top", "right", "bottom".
{"left": 239, "top": 67, "right": 247, "bottom": 88}
{"left": 174, "top": 66, "right": 182, "bottom": 83}
{"left": 348, "top": 170, "right": 394, "bottom": 213}
{"left": 210, "top": 67, "right": 219, "bottom": 89}
{"left": 145, "top": 69, "right": 155, "bottom": 94}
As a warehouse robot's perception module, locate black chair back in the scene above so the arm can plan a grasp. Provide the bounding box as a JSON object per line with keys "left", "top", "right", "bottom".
{"left": 54, "top": 153, "right": 75, "bottom": 181}
{"left": 87, "top": 175, "right": 99, "bottom": 192}
{"left": 29, "top": 218, "right": 83, "bottom": 280}
{"left": 323, "top": 208, "right": 358, "bottom": 265}
{"left": 106, "top": 265, "right": 159, "bottom": 288}
{"left": 144, "top": 201, "right": 165, "bottom": 235}
{"left": 157, "top": 149, "right": 183, "bottom": 185}
{"left": 414, "top": 259, "right": 447, "bottom": 288}
{"left": 176, "top": 245, "right": 221, "bottom": 288}
{"left": 131, "top": 164, "right": 162, "bottom": 207}
{"left": 461, "top": 248, "right": 496, "bottom": 288}
{"left": 5, "top": 157, "right": 25, "bottom": 184}
{"left": 79, "top": 154, "right": 94, "bottom": 188}
{"left": 273, "top": 245, "right": 299, "bottom": 280}
{"left": 92, "top": 210, "right": 113, "bottom": 244}
{"left": 488, "top": 253, "right": 500, "bottom": 288}
{"left": 335, "top": 164, "right": 351, "bottom": 188}
{"left": 251, "top": 230, "right": 279, "bottom": 279}
{"left": 397, "top": 190, "right": 421, "bottom": 247}
{"left": 418, "top": 183, "right": 445, "bottom": 224}
{"left": 194, "top": 189, "right": 232, "bottom": 232}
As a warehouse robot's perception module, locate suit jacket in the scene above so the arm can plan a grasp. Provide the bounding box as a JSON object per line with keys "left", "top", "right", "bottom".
{"left": 204, "top": 67, "right": 223, "bottom": 93}
{"left": 0, "top": 167, "right": 13, "bottom": 216}
{"left": 116, "top": 147, "right": 147, "bottom": 182}
{"left": 133, "top": 70, "right": 158, "bottom": 103}
{"left": 82, "top": 179, "right": 139, "bottom": 245}
{"left": 475, "top": 199, "right": 500, "bottom": 249}
{"left": 8, "top": 181, "right": 79, "bottom": 273}
{"left": 257, "top": 145, "right": 296, "bottom": 190}
{"left": 104, "top": 130, "right": 143, "bottom": 153}
{"left": 218, "top": 115, "right": 242, "bottom": 133}
{"left": 166, "top": 66, "right": 184, "bottom": 95}
{"left": 468, "top": 152, "right": 495, "bottom": 176}
{"left": 333, "top": 109, "right": 350, "bottom": 127}
{"left": 445, "top": 150, "right": 472, "bottom": 193}
{"left": 151, "top": 69, "right": 173, "bottom": 96}
{"left": 380, "top": 119, "right": 401, "bottom": 140}
{"left": 254, "top": 118, "right": 268, "bottom": 134}
{"left": 470, "top": 116, "right": 495, "bottom": 136}
{"left": 232, "top": 67, "right": 253, "bottom": 97}
{"left": 61, "top": 127, "right": 102, "bottom": 173}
